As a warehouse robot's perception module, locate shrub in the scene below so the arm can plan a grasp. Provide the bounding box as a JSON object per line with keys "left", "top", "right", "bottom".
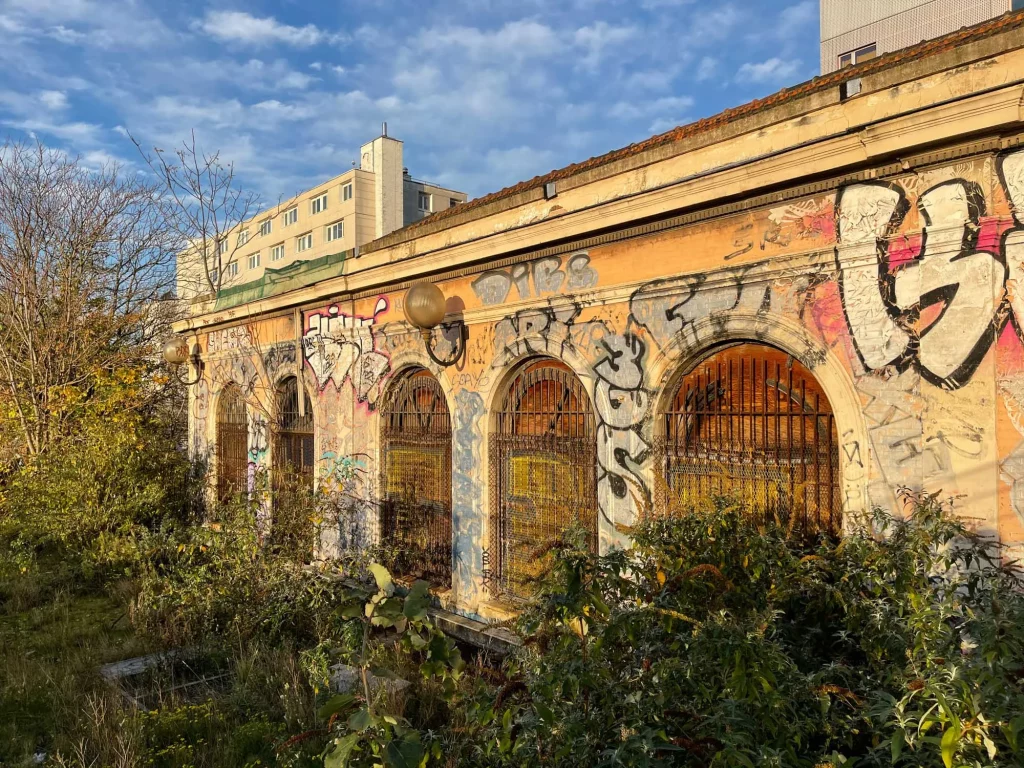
{"left": 444, "top": 493, "right": 1024, "bottom": 767}
{"left": 0, "top": 365, "right": 196, "bottom": 580}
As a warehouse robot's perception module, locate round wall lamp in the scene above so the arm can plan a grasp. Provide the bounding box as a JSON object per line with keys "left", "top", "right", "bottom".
{"left": 163, "top": 337, "right": 204, "bottom": 385}
{"left": 403, "top": 282, "right": 467, "bottom": 368}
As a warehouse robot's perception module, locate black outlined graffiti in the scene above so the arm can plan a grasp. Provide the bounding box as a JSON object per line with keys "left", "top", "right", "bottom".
{"left": 301, "top": 297, "right": 392, "bottom": 408}
{"left": 263, "top": 343, "right": 298, "bottom": 381}
{"left": 472, "top": 252, "right": 599, "bottom": 306}
{"left": 835, "top": 179, "right": 1008, "bottom": 389}
{"left": 591, "top": 333, "right": 652, "bottom": 526}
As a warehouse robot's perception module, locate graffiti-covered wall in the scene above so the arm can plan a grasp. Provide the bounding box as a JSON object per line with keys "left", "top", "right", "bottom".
{"left": 189, "top": 149, "right": 1024, "bottom": 620}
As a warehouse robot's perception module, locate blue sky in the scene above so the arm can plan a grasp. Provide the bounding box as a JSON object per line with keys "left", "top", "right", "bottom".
{"left": 0, "top": 0, "right": 819, "bottom": 202}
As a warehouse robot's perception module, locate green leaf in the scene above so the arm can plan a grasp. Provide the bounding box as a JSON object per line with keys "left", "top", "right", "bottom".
{"left": 338, "top": 601, "right": 362, "bottom": 619}
{"left": 324, "top": 733, "right": 361, "bottom": 768}
{"left": 348, "top": 706, "right": 376, "bottom": 733}
{"left": 891, "top": 728, "right": 904, "bottom": 762}
{"left": 940, "top": 725, "right": 960, "bottom": 768}
{"left": 369, "top": 563, "right": 394, "bottom": 595}
{"left": 404, "top": 580, "right": 431, "bottom": 621}
{"left": 318, "top": 693, "right": 358, "bottom": 721}
{"left": 384, "top": 732, "right": 423, "bottom": 768}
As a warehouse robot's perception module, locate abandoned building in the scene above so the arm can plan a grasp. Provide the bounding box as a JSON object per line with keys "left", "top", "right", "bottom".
{"left": 171, "top": 11, "right": 1024, "bottom": 622}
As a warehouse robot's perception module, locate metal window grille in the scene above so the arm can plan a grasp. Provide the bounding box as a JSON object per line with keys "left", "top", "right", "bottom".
{"left": 273, "top": 376, "right": 316, "bottom": 558}
{"left": 216, "top": 386, "right": 248, "bottom": 502}
{"left": 379, "top": 369, "right": 453, "bottom": 588}
{"left": 656, "top": 343, "right": 841, "bottom": 535}
{"left": 275, "top": 377, "right": 315, "bottom": 485}
{"left": 488, "top": 360, "right": 597, "bottom": 601}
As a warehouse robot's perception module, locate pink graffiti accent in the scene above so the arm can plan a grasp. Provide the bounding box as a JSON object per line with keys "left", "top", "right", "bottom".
{"left": 810, "top": 282, "right": 849, "bottom": 348}
{"left": 800, "top": 204, "right": 837, "bottom": 242}
{"left": 977, "top": 215, "right": 1016, "bottom": 254}
{"left": 887, "top": 232, "right": 923, "bottom": 269}
{"left": 305, "top": 296, "right": 389, "bottom": 333}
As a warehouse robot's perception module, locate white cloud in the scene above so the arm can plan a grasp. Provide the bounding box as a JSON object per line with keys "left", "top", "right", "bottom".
{"left": 780, "top": 1, "right": 816, "bottom": 28}
{"left": 574, "top": 21, "right": 638, "bottom": 71}
{"left": 696, "top": 56, "right": 717, "bottom": 82}
{"left": 195, "top": 11, "right": 340, "bottom": 48}
{"left": 736, "top": 57, "right": 802, "bottom": 84}
{"left": 610, "top": 95, "right": 694, "bottom": 121}
{"left": 38, "top": 90, "right": 67, "bottom": 110}
{"left": 413, "top": 20, "right": 559, "bottom": 61}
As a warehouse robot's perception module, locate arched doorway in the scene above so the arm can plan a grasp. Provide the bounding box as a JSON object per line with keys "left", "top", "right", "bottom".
{"left": 659, "top": 342, "right": 841, "bottom": 534}
{"left": 273, "top": 376, "right": 316, "bottom": 557}
{"left": 379, "top": 368, "right": 453, "bottom": 588}
{"left": 216, "top": 385, "right": 248, "bottom": 502}
{"left": 489, "top": 359, "right": 597, "bottom": 600}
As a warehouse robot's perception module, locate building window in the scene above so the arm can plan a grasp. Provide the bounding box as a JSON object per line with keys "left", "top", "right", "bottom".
{"left": 296, "top": 233, "right": 313, "bottom": 252}
{"left": 271, "top": 243, "right": 285, "bottom": 261}
{"left": 418, "top": 191, "right": 431, "bottom": 212}
{"left": 260, "top": 219, "right": 272, "bottom": 237}
{"left": 237, "top": 229, "right": 249, "bottom": 247}
{"left": 283, "top": 207, "right": 298, "bottom": 226}
{"left": 210, "top": 269, "right": 218, "bottom": 285}
{"left": 342, "top": 183, "right": 353, "bottom": 201}
{"left": 220, "top": 261, "right": 238, "bottom": 278}
{"left": 325, "top": 220, "right": 344, "bottom": 243}
{"left": 839, "top": 43, "right": 877, "bottom": 68}
{"left": 379, "top": 369, "right": 452, "bottom": 588}
{"left": 217, "top": 237, "right": 228, "bottom": 256}
{"left": 657, "top": 343, "right": 841, "bottom": 534}
{"left": 489, "top": 359, "right": 596, "bottom": 601}
{"left": 450, "top": 198, "right": 458, "bottom": 208}
{"left": 310, "top": 193, "right": 328, "bottom": 215}
{"left": 216, "top": 385, "right": 248, "bottom": 502}
{"left": 247, "top": 252, "right": 260, "bottom": 270}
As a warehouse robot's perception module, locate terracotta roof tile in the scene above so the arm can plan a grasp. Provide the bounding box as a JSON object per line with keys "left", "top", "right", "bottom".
{"left": 391, "top": 8, "right": 1024, "bottom": 239}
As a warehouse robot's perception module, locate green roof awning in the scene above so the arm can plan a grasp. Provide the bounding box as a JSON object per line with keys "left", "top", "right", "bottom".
{"left": 214, "top": 249, "right": 352, "bottom": 311}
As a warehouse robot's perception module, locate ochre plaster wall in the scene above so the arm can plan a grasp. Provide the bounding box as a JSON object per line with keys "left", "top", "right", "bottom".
{"left": 188, "top": 148, "right": 1024, "bottom": 620}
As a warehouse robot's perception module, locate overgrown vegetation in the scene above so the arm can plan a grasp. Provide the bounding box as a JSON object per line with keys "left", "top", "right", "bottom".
{"left": 5, "top": 475, "right": 1023, "bottom": 766}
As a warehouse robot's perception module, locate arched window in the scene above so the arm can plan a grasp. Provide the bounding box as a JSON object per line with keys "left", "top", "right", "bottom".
{"left": 659, "top": 343, "right": 841, "bottom": 534}
{"left": 275, "top": 376, "right": 315, "bottom": 486}
{"left": 379, "top": 369, "right": 452, "bottom": 588}
{"left": 216, "top": 385, "right": 248, "bottom": 502}
{"left": 490, "top": 359, "right": 597, "bottom": 600}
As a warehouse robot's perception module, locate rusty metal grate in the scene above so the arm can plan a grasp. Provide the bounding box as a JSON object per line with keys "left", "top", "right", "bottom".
{"left": 273, "top": 376, "right": 316, "bottom": 558}
{"left": 275, "top": 376, "right": 315, "bottom": 484}
{"left": 379, "top": 369, "right": 453, "bottom": 588}
{"left": 657, "top": 343, "right": 841, "bottom": 535}
{"left": 488, "top": 360, "right": 597, "bottom": 601}
{"left": 216, "top": 385, "right": 248, "bottom": 502}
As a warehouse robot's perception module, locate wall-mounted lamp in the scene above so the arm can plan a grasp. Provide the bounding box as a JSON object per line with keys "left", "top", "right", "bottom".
{"left": 403, "top": 282, "right": 468, "bottom": 368}
{"left": 163, "top": 338, "right": 204, "bottom": 385}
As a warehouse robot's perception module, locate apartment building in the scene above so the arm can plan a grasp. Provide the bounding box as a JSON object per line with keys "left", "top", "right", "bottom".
{"left": 820, "top": 0, "right": 1021, "bottom": 73}
{"left": 176, "top": 128, "right": 467, "bottom": 301}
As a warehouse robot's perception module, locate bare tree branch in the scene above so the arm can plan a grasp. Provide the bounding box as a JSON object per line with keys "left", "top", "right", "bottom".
{"left": 0, "top": 138, "right": 178, "bottom": 457}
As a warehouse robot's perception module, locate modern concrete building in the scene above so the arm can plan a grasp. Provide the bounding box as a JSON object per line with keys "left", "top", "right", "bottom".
{"left": 175, "top": 127, "right": 466, "bottom": 302}
{"left": 173, "top": 12, "right": 1024, "bottom": 624}
{"left": 820, "top": 0, "right": 1021, "bottom": 73}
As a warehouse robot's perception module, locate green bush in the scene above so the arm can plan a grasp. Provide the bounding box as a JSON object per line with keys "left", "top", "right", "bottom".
{"left": 442, "top": 493, "right": 1024, "bottom": 767}
{"left": 0, "top": 366, "right": 196, "bottom": 580}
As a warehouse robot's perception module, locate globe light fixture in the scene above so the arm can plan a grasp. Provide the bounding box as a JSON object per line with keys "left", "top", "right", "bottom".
{"left": 403, "top": 281, "right": 468, "bottom": 367}
{"left": 163, "top": 337, "right": 204, "bottom": 385}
